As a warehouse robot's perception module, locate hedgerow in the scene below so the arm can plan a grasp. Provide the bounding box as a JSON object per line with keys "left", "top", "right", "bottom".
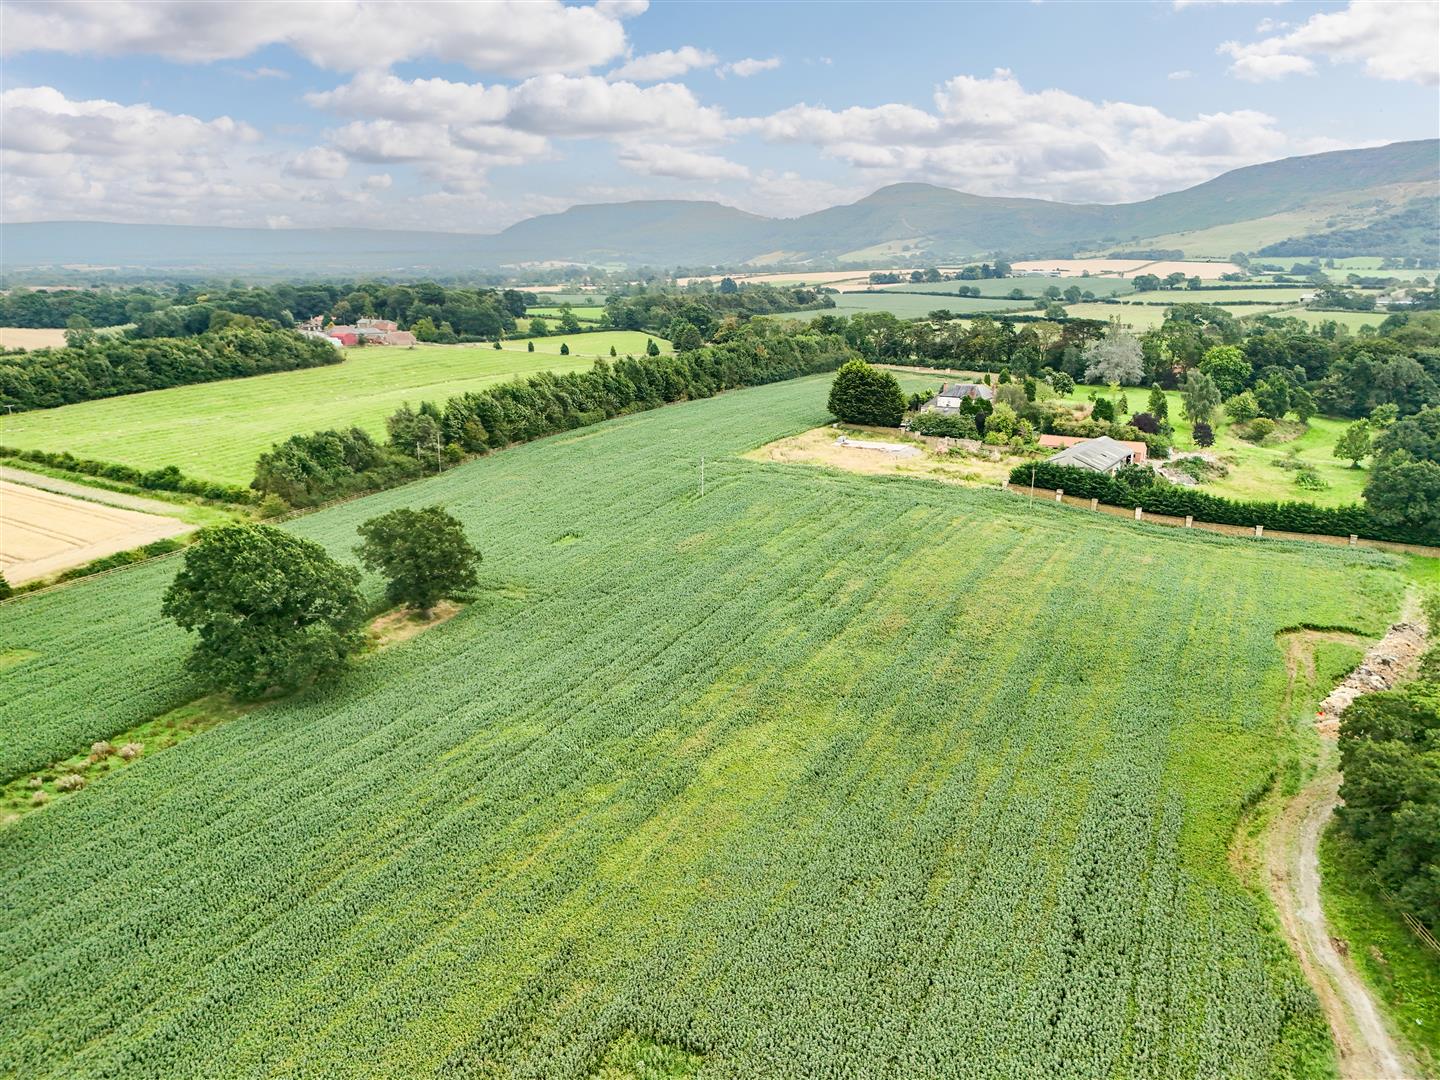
{"left": 1, "top": 445, "right": 254, "bottom": 504}
{"left": 1011, "top": 461, "right": 1438, "bottom": 545}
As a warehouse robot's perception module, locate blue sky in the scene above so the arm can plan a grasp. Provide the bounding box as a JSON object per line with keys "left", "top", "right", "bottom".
{"left": 2, "top": 0, "right": 1436, "bottom": 232}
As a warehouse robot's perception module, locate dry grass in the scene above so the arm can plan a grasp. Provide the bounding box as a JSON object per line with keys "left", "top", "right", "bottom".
{"left": 0, "top": 327, "right": 67, "bottom": 350}
{"left": 368, "top": 601, "right": 463, "bottom": 649}
{"left": 746, "top": 425, "right": 1024, "bottom": 487}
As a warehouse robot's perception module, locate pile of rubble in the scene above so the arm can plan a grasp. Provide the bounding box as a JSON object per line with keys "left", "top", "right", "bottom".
{"left": 1316, "top": 621, "right": 1428, "bottom": 736}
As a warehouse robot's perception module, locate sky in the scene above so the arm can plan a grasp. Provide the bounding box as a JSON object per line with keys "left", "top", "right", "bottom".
{"left": 2, "top": 0, "right": 1437, "bottom": 234}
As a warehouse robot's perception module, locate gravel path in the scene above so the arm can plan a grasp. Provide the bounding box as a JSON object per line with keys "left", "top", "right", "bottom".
{"left": 0, "top": 465, "right": 186, "bottom": 516}
{"left": 1266, "top": 619, "right": 1428, "bottom": 1080}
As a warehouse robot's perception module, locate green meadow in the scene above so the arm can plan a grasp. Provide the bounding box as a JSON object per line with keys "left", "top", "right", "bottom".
{"left": 0, "top": 333, "right": 668, "bottom": 485}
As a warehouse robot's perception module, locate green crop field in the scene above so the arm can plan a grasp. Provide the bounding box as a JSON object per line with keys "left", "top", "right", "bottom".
{"left": 789, "top": 293, "right": 1031, "bottom": 320}
{"left": 0, "top": 374, "right": 1404, "bottom": 1078}
{"left": 878, "top": 278, "right": 1137, "bottom": 299}
{"left": 1282, "top": 309, "right": 1395, "bottom": 331}
{"left": 527, "top": 305, "right": 607, "bottom": 321}
{"left": 1122, "top": 288, "right": 1310, "bottom": 304}
{"left": 0, "top": 334, "right": 666, "bottom": 485}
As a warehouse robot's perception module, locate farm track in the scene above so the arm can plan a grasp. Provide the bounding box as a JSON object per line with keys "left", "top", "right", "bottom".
{"left": 1266, "top": 620, "right": 1428, "bottom": 1080}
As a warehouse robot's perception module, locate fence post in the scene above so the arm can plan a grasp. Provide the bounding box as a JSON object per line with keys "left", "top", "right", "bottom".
{"left": 1184, "top": 515, "right": 1193, "bottom": 528}
{"left": 1255, "top": 524, "right": 1264, "bottom": 539}
{"left": 1001, "top": 479, "right": 1009, "bottom": 490}
{"left": 1055, "top": 488, "right": 1064, "bottom": 503}
{"left": 1090, "top": 497, "right": 1099, "bottom": 511}
{"left": 1349, "top": 534, "right": 1357, "bottom": 546}
{"left": 1134, "top": 506, "right": 1143, "bottom": 522}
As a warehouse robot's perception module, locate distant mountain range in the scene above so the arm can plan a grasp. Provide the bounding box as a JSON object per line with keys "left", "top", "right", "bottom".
{"left": 3, "top": 140, "right": 1435, "bottom": 276}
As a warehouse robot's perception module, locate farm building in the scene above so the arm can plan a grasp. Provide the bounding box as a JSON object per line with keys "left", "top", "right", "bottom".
{"left": 326, "top": 330, "right": 358, "bottom": 347}
{"left": 934, "top": 382, "right": 994, "bottom": 409}
{"left": 1038, "top": 432, "right": 1147, "bottom": 465}
{"left": 358, "top": 318, "right": 400, "bottom": 332}
{"left": 381, "top": 330, "right": 418, "bottom": 346}
{"left": 1045, "top": 435, "right": 1141, "bottom": 474}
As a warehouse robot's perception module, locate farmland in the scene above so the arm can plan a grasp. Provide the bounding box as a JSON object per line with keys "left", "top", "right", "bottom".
{"left": 0, "top": 374, "right": 1404, "bottom": 1078}
{"left": 784, "top": 292, "right": 1029, "bottom": 320}
{"left": 0, "top": 337, "right": 666, "bottom": 484}
{"left": 0, "top": 479, "right": 192, "bottom": 584}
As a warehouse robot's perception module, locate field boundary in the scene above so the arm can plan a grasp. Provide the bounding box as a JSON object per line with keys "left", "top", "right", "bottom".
{"left": 1001, "top": 482, "right": 1440, "bottom": 559}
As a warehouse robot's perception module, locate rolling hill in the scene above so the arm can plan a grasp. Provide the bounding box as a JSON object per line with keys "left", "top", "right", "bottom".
{"left": 2, "top": 140, "right": 1434, "bottom": 273}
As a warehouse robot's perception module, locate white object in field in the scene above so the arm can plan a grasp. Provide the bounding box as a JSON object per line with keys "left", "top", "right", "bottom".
{"left": 835, "top": 436, "right": 921, "bottom": 458}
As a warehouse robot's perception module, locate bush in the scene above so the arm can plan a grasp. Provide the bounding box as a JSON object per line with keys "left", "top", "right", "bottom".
{"left": 1008, "top": 461, "right": 1436, "bottom": 544}
{"left": 0, "top": 446, "right": 253, "bottom": 504}
{"left": 1193, "top": 421, "right": 1215, "bottom": 448}
{"left": 828, "top": 359, "right": 906, "bottom": 427}
{"left": 0, "top": 573, "right": 11, "bottom": 601}
{"left": 908, "top": 412, "right": 979, "bottom": 439}
{"left": 1224, "top": 392, "right": 1260, "bottom": 424}
{"left": 1241, "top": 418, "right": 1276, "bottom": 443}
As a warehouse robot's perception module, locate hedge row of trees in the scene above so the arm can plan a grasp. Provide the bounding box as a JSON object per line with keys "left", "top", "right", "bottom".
{"left": 603, "top": 283, "right": 834, "bottom": 342}
{"left": 1009, "top": 461, "right": 1437, "bottom": 545}
{"left": 253, "top": 324, "right": 853, "bottom": 506}
{"left": 0, "top": 445, "right": 253, "bottom": 504}
{"left": 1336, "top": 591, "right": 1440, "bottom": 929}
{"left": 0, "top": 324, "right": 341, "bottom": 411}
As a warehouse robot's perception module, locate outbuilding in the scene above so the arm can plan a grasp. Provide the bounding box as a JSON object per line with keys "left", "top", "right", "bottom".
{"left": 1045, "top": 435, "right": 1139, "bottom": 474}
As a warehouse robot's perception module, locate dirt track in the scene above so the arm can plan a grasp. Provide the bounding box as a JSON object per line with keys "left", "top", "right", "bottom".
{"left": 1266, "top": 622, "right": 1428, "bottom": 1080}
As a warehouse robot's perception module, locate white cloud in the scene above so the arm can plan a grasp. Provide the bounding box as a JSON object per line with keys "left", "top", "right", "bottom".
{"left": 0, "top": 0, "right": 633, "bottom": 75}
{"left": 1220, "top": 1, "right": 1439, "bottom": 83}
{"left": 284, "top": 146, "right": 348, "bottom": 179}
{"left": 616, "top": 142, "right": 750, "bottom": 181}
{"left": 305, "top": 72, "right": 510, "bottom": 124}
{"left": 0, "top": 85, "right": 388, "bottom": 226}
{"left": 363, "top": 173, "right": 393, "bottom": 191}
{"left": 1167, "top": 69, "right": 1194, "bottom": 80}
{"left": 236, "top": 66, "right": 289, "bottom": 80}
{"left": 744, "top": 68, "right": 1303, "bottom": 204}
{"left": 719, "top": 57, "right": 782, "bottom": 78}
{"left": 608, "top": 46, "right": 717, "bottom": 82}
{"left": 506, "top": 75, "right": 730, "bottom": 139}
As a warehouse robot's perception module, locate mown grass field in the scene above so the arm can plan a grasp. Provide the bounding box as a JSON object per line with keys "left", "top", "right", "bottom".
{"left": 878, "top": 278, "right": 1137, "bottom": 299}
{"left": 787, "top": 293, "right": 1030, "bottom": 320}
{"left": 1122, "top": 288, "right": 1310, "bottom": 304}
{"left": 0, "top": 374, "right": 1404, "bottom": 1078}
{"left": 0, "top": 334, "right": 666, "bottom": 485}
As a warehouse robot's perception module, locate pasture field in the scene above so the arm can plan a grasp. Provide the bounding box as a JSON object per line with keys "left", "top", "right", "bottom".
{"left": 879, "top": 278, "right": 1137, "bottom": 298}
{"left": 1121, "top": 287, "right": 1310, "bottom": 304}
{"left": 526, "top": 305, "right": 607, "bottom": 321}
{"left": 0, "top": 338, "right": 670, "bottom": 485}
{"left": 785, "top": 292, "right": 1029, "bottom": 321}
{"left": 0, "top": 480, "right": 192, "bottom": 584}
{"left": 0, "top": 373, "right": 1404, "bottom": 1078}
{"left": 1282, "top": 309, "right": 1395, "bottom": 331}
{"left": 1010, "top": 258, "right": 1243, "bottom": 278}
{"left": 1072, "top": 384, "right": 1368, "bottom": 507}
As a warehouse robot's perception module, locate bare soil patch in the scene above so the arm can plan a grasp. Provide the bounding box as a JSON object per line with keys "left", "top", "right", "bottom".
{"left": 368, "top": 600, "right": 463, "bottom": 648}
{"left": 747, "top": 425, "right": 1021, "bottom": 486}
{"left": 0, "top": 327, "right": 67, "bottom": 350}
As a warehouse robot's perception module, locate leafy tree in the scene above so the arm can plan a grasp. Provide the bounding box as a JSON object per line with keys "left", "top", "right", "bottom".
{"left": 527, "top": 340, "right": 535, "bottom": 352}
{"left": 646, "top": 338, "right": 661, "bottom": 357}
{"left": 1363, "top": 406, "right": 1440, "bottom": 530}
{"left": 1224, "top": 391, "right": 1260, "bottom": 424}
{"left": 718, "top": 276, "right": 738, "bottom": 294}
{"left": 1082, "top": 333, "right": 1144, "bottom": 385}
{"left": 387, "top": 401, "right": 444, "bottom": 460}
{"left": 528, "top": 318, "right": 549, "bottom": 337}
{"left": 668, "top": 317, "right": 704, "bottom": 352}
{"left": 1091, "top": 396, "right": 1116, "bottom": 423}
{"left": 161, "top": 524, "right": 364, "bottom": 698}
{"left": 1370, "top": 402, "right": 1399, "bottom": 428}
{"left": 1130, "top": 412, "right": 1160, "bottom": 434}
{"left": 1333, "top": 420, "right": 1372, "bottom": 468}
{"left": 1023, "top": 376, "right": 1037, "bottom": 402}
{"left": 827, "top": 359, "right": 906, "bottom": 427}
{"left": 0, "top": 572, "right": 11, "bottom": 600}
{"left": 1050, "top": 371, "right": 1075, "bottom": 395}
{"left": 1147, "top": 383, "right": 1168, "bottom": 421}
{"left": 1255, "top": 375, "right": 1290, "bottom": 420}
{"left": 1291, "top": 386, "right": 1316, "bottom": 423}
{"left": 1192, "top": 421, "right": 1215, "bottom": 448}
{"left": 560, "top": 342, "right": 570, "bottom": 355}
{"left": 355, "top": 506, "right": 481, "bottom": 617}
{"left": 558, "top": 310, "right": 582, "bottom": 334}
{"left": 1198, "top": 344, "right": 1251, "bottom": 398}
{"left": 63, "top": 314, "right": 96, "bottom": 348}
{"left": 1180, "top": 369, "right": 1221, "bottom": 427}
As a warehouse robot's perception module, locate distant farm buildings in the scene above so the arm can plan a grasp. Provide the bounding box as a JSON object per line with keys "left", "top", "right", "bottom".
{"left": 933, "top": 382, "right": 994, "bottom": 411}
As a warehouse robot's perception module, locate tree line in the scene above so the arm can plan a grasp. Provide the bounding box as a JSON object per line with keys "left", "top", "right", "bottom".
{"left": 252, "top": 322, "right": 852, "bottom": 507}
{"left": 0, "top": 324, "right": 341, "bottom": 411}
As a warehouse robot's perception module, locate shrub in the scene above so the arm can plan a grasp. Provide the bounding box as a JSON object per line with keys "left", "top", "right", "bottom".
{"left": 0, "top": 573, "right": 11, "bottom": 601}
{"left": 257, "top": 494, "right": 290, "bottom": 519}
{"left": 117, "top": 743, "right": 143, "bottom": 761}
{"left": 1130, "top": 412, "right": 1160, "bottom": 435}
{"left": 55, "top": 774, "right": 85, "bottom": 793}
{"left": 1224, "top": 392, "right": 1260, "bottom": 424}
{"left": 909, "top": 412, "right": 978, "bottom": 439}
{"left": 1193, "top": 421, "right": 1215, "bottom": 448}
{"left": 1238, "top": 418, "right": 1275, "bottom": 443}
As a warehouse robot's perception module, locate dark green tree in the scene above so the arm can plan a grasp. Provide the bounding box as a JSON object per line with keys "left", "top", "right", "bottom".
{"left": 646, "top": 338, "right": 661, "bottom": 357}
{"left": 560, "top": 342, "right": 570, "bottom": 355}
{"left": 355, "top": 506, "right": 481, "bottom": 617}
{"left": 1255, "top": 375, "right": 1291, "bottom": 420}
{"left": 0, "top": 572, "right": 11, "bottom": 600}
{"left": 527, "top": 340, "right": 535, "bottom": 352}
{"left": 161, "top": 524, "right": 365, "bottom": 698}
{"left": 1363, "top": 406, "right": 1440, "bottom": 531}
{"left": 1291, "top": 386, "right": 1316, "bottom": 423}
{"left": 827, "top": 359, "right": 906, "bottom": 426}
